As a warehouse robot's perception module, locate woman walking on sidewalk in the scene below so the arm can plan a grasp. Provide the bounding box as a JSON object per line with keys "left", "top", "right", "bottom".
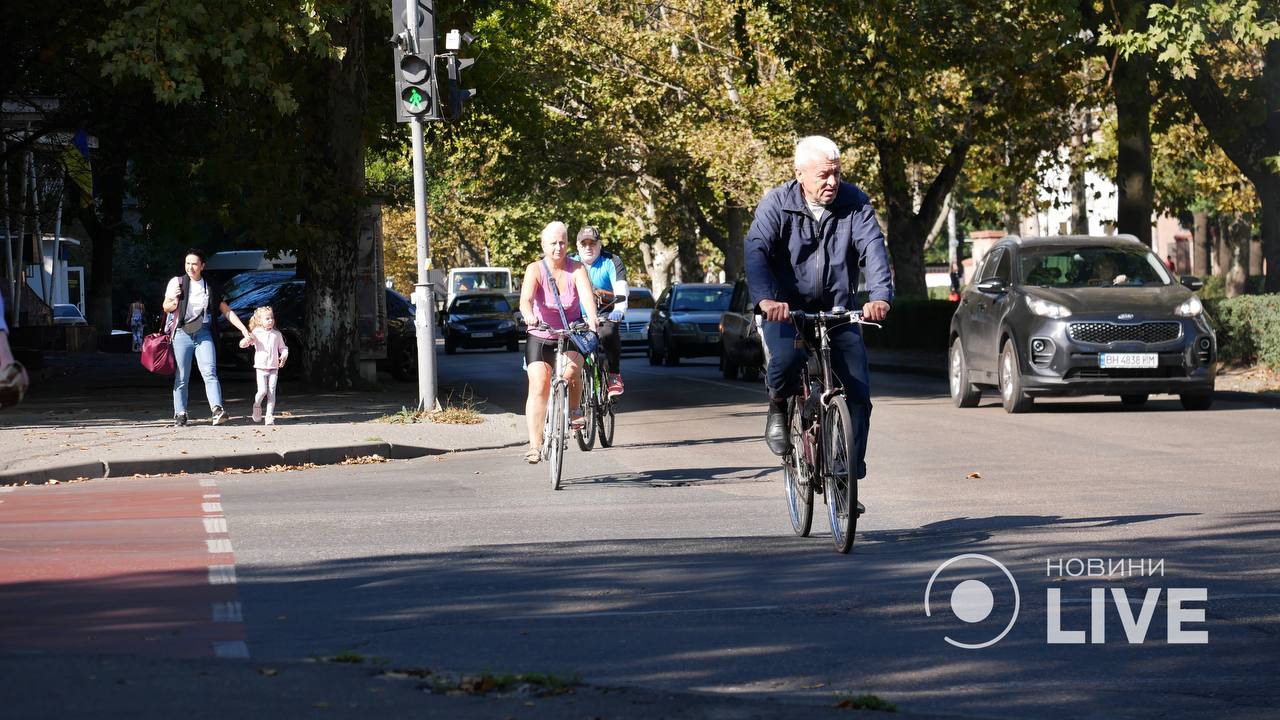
{"left": 162, "top": 248, "right": 252, "bottom": 426}
{"left": 239, "top": 306, "right": 289, "bottom": 425}
{"left": 128, "top": 297, "right": 147, "bottom": 352}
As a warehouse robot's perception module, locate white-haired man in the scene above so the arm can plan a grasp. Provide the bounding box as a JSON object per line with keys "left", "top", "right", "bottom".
{"left": 744, "top": 136, "right": 893, "bottom": 504}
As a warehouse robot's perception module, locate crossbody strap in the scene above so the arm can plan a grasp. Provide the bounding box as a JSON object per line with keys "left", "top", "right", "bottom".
{"left": 541, "top": 259, "right": 573, "bottom": 330}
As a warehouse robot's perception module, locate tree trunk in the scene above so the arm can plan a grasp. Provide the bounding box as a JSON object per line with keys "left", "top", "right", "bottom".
{"left": 301, "top": 10, "right": 368, "bottom": 389}
{"left": 878, "top": 146, "right": 927, "bottom": 298}
{"left": 1192, "top": 210, "right": 1210, "bottom": 276}
{"left": 634, "top": 183, "right": 677, "bottom": 297}
{"left": 82, "top": 149, "right": 126, "bottom": 334}
{"left": 1262, "top": 174, "right": 1280, "bottom": 291}
{"left": 724, "top": 203, "right": 745, "bottom": 281}
{"left": 1113, "top": 51, "right": 1154, "bottom": 246}
{"left": 1213, "top": 217, "right": 1230, "bottom": 278}
{"left": 1069, "top": 111, "right": 1090, "bottom": 234}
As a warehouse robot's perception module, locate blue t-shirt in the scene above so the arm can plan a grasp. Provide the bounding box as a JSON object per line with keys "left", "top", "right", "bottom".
{"left": 571, "top": 250, "right": 627, "bottom": 313}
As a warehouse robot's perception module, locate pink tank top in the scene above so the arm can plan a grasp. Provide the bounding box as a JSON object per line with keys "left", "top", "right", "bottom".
{"left": 530, "top": 259, "right": 582, "bottom": 340}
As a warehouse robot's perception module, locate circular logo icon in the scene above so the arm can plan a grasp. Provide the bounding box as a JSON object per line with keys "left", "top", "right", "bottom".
{"left": 924, "top": 553, "right": 1020, "bottom": 649}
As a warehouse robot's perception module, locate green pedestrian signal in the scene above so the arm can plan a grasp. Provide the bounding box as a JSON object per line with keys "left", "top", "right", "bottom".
{"left": 399, "top": 54, "right": 434, "bottom": 118}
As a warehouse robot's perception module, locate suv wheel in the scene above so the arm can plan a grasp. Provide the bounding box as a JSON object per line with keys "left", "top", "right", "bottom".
{"left": 647, "top": 336, "right": 661, "bottom": 366}
{"left": 720, "top": 350, "right": 738, "bottom": 380}
{"left": 663, "top": 332, "right": 680, "bottom": 366}
{"left": 998, "top": 341, "right": 1033, "bottom": 414}
{"left": 1179, "top": 392, "right": 1213, "bottom": 411}
{"left": 949, "top": 337, "right": 981, "bottom": 408}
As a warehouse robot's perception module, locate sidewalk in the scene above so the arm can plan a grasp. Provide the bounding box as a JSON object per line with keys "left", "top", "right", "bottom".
{"left": 0, "top": 352, "right": 521, "bottom": 486}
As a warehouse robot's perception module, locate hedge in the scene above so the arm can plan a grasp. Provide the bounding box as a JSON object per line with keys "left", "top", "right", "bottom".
{"left": 1204, "top": 294, "right": 1280, "bottom": 371}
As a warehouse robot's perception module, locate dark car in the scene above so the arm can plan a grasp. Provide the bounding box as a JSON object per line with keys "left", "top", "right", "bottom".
{"left": 718, "top": 279, "right": 763, "bottom": 380}
{"left": 647, "top": 283, "right": 732, "bottom": 366}
{"left": 223, "top": 270, "right": 296, "bottom": 306}
{"left": 384, "top": 289, "right": 419, "bottom": 381}
{"left": 443, "top": 292, "right": 520, "bottom": 353}
{"left": 948, "top": 235, "right": 1216, "bottom": 413}
{"left": 505, "top": 292, "right": 528, "bottom": 341}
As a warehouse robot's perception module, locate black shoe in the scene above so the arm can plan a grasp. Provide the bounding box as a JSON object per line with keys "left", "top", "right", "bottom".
{"left": 765, "top": 404, "right": 790, "bottom": 456}
{"left": 174, "top": 412, "right": 188, "bottom": 427}
{"left": 856, "top": 500, "right": 866, "bottom": 515}
{"left": 211, "top": 406, "right": 227, "bottom": 426}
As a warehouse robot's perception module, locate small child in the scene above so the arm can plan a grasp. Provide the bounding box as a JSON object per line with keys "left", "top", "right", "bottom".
{"left": 239, "top": 306, "right": 289, "bottom": 425}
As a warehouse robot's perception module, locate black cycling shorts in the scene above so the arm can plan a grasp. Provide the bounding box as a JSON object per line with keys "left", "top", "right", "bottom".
{"left": 525, "top": 335, "right": 559, "bottom": 367}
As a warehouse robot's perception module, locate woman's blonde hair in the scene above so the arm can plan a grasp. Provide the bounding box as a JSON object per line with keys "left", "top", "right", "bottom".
{"left": 249, "top": 306, "right": 274, "bottom": 331}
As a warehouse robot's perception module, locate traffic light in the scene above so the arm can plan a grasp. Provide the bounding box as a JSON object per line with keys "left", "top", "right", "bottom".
{"left": 391, "top": 0, "right": 439, "bottom": 122}
{"left": 443, "top": 30, "right": 477, "bottom": 120}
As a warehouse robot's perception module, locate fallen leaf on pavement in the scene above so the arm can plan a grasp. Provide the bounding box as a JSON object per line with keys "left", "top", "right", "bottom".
{"left": 339, "top": 455, "right": 387, "bottom": 466}
{"left": 257, "top": 667, "right": 279, "bottom": 677}
{"left": 966, "top": 471, "right": 982, "bottom": 479}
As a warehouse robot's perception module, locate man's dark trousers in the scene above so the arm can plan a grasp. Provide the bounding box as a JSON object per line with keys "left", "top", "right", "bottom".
{"left": 762, "top": 319, "right": 872, "bottom": 478}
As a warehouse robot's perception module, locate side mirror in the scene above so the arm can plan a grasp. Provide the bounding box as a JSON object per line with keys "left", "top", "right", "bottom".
{"left": 976, "top": 278, "right": 1007, "bottom": 294}
{"left": 1180, "top": 275, "right": 1204, "bottom": 291}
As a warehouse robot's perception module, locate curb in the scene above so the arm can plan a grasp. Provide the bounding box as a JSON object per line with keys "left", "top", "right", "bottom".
{"left": 0, "top": 439, "right": 524, "bottom": 487}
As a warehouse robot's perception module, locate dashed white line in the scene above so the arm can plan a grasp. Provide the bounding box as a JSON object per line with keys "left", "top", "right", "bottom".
{"left": 206, "top": 538, "right": 234, "bottom": 554}
{"left": 199, "top": 479, "right": 217, "bottom": 487}
{"left": 201, "top": 502, "right": 223, "bottom": 513}
{"left": 203, "top": 517, "right": 228, "bottom": 534}
{"left": 208, "top": 565, "right": 237, "bottom": 585}
{"left": 211, "top": 601, "right": 243, "bottom": 623}
{"left": 202, "top": 493, "right": 221, "bottom": 500}
{"left": 212, "top": 640, "right": 249, "bottom": 659}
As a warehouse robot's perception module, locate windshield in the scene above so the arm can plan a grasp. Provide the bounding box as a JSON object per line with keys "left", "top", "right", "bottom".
{"left": 453, "top": 271, "right": 510, "bottom": 293}
{"left": 672, "top": 287, "right": 731, "bottom": 312}
{"left": 1019, "top": 246, "right": 1172, "bottom": 288}
{"left": 628, "top": 290, "right": 655, "bottom": 309}
{"left": 453, "top": 295, "right": 511, "bottom": 314}
{"left": 54, "top": 305, "right": 81, "bottom": 318}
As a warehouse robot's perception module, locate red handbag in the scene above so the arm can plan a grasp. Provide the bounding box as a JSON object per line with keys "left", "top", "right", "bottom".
{"left": 140, "top": 314, "right": 178, "bottom": 376}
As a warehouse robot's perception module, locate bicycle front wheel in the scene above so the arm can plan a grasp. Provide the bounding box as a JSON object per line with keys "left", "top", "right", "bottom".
{"left": 597, "top": 394, "right": 616, "bottom": 448}
{"left": 575, "top": 368, "right": 597, "bottom": 451}
{"left": 823, "top": 396, "right": 859, "bottom": 553}
{"left": 548, "top": 384, "right": 567, "bottom": 490}
{"left": 783, "top": 396, "right": 814, "bottom": 537}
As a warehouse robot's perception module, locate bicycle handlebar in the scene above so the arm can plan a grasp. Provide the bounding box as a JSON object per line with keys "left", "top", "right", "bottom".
{"left": 535, "top": 321, "right": 592, "bottom": 336}
{"left": 789, "top": 308, "right": 882, "bottom": 329}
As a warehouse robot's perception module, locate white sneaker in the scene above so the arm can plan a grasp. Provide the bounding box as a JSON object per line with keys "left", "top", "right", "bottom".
{"left": 264, "top": 415, "right": 275, "bottom": 426}
{"left": 252, "top": 404, "right": 262, "bottom": 423}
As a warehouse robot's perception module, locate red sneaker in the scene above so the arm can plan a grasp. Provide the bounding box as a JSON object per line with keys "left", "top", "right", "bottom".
{"left": 570, "top": 410, "right": 587, "bottom": 429}
{"left": 607, "top": 373, "right": 624, "bottom": 398}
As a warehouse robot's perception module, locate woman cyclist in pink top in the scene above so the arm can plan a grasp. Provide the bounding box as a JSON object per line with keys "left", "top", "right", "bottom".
{"left": 519, "top": 221, "right": 600, "bottom": 464}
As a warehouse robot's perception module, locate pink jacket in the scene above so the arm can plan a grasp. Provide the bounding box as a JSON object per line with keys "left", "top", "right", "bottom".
{"left": 246, "top": 328, "right": 289, "bottom": 370}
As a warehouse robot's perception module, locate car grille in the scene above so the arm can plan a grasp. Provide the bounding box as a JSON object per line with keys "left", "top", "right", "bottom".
{"left": 697, "top": 323, "right": 720, "bottom": 333}
{"left": 1066, "top": 367, "right": 1187, "bottom": 380}
{"left": 1068, "top": 322, "right": 1180, "bottom": 345}
{"left": 621, "top": 321, "right": 648, "bottom": 334}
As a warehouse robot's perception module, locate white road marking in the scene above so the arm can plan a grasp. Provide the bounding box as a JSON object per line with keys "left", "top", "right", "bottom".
{"left": 212, "top": 601, "right": 243, "bottom": 623}
{"left": 212, "top": 640, "right": 249, "bottom": 659}
{"left": 202, "top": 493, "right": 221, "bottom": 499}
{"left": 208, "top": 565, "right": 237, "bottom": 585}
{"left": 203, "top": 517, "right": 228, "bottom": 534}
{"left": 199, "top": 479, "right": 217, "bottom": 487}
{"left": 497, "top": 604, "right": 779, "bottom": 621}
{"left": 206, "top": 538, "right": 234, "bottom": 554}
{"left": 201, "top": 502, "right": 222, "bottom": 513}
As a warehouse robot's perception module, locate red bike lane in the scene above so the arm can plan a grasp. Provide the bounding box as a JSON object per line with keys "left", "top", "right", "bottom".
{"left": 0, "top": 476, "right": 248, "bottom": 658}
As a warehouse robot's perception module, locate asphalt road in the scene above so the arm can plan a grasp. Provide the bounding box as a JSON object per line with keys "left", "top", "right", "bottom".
{"left": 212, "top": 347, "right": 1279, "bottom": 718}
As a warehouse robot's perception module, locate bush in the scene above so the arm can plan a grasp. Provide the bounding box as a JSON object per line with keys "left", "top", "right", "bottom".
{"left": 860, "top": 298, "right": 956, "bottom": 353}
{"left": 1204, "top": 294, "right": 1280, "bottom": 371}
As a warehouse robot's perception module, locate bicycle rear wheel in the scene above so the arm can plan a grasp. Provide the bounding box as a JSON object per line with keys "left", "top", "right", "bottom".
{"left": 575, "top": 368, "right": 597, "bottom": 451}
{"left": 597, "top": 394, "right": 616, "bottom": 447}
{"left": 782, "top": 396, "right": 814, "bottom": 537}
{"left": 548, "top": 384, "right": 567, "bottom": 490}
{"left": 823, "top": 396, "right": 859, "bottom": 553}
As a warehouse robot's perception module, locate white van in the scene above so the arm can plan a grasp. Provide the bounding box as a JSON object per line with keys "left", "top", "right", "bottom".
{"left": 446, "top": 267, "right": 513, "bottom": 308}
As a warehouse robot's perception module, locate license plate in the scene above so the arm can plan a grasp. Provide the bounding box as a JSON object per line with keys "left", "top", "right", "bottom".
{"left": 471, "top": 332, "right": 493, "bottom": 339}
{"left": 1100, "top": 353, "right": 1158, "bottom": 369}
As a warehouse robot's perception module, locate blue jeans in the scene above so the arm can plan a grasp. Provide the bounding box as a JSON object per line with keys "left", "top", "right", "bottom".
{"left": 762, "top": 319, "right": 872, "bottom": 477}
{"left": 173, "top": 323, "right": 222, "bottom": 414}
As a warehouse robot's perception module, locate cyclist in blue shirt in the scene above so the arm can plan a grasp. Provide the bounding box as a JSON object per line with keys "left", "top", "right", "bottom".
{"left": 572, "top": 226, "right": 628, "bottom": 397}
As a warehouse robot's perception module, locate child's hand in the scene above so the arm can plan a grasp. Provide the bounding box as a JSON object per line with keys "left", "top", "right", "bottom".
{"left": 239, "top": 337, "right": 253, "bottom": 349}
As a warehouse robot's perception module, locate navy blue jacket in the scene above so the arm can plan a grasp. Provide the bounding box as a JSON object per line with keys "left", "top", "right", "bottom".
{"left": 745, "top": 179, "right": 894, "bottom": 312}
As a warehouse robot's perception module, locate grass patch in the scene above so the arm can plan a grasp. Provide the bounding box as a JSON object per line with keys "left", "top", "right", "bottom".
{"left": 326, "top": 650, "right": 366, "bottom": 664}
{"left": 834, "top": 694, "right": 897, "bottom": 712}
{"left": 428, "top": 671, "right": 582, "bottom": 696}
{"left": 377, "top": 386, "right": 484, "bottom": 425}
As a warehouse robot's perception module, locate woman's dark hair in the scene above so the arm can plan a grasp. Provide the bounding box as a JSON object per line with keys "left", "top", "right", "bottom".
{"left": 185, "top": 248, "right": 207, "bottom": 263}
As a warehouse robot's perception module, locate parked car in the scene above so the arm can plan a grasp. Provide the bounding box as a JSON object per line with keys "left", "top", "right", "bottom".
{"left": 718, "top": 279, "right": 763, "bottom": 380}
{"left": 223, "top": 269, "right": 296, "bottom": 305}
{"left": 442, "top": 292, "right": 520, "bottom": 354}
{"left": 51, "top": 303, "right": 88, "bottom": 326}
{"left": 948, "top": 234, "right": 1217, "bottom": 413}
{"left": 506, "top": 292, "right": 528, "bottom": 341}
{"left": 619, "top": 287, "right": 654, "bottom": 351}
{"left": 384, "top": 288, "right": 419, "bottom": 381}
{"left": 647, "top": 283, "right": 733, "bottom": 366}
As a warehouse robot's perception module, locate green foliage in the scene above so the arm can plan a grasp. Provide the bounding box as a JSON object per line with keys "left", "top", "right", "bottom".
{"left": 1204, "top": 294, "right": 1280, "bottom": 370}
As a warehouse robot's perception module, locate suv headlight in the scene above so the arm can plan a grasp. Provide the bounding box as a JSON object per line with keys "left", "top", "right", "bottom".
{"left": 1025, "top": 296, "right": 1072, "bottom": 318}
{"left": 1175, "top": 297, "right": 1203, "bottom": 317}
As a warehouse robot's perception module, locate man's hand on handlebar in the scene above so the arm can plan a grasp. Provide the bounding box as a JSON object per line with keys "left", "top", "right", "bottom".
{"left": 759, "top": 299, "right": 791, "bottom": 322}
{"left": 862, "top": 300, "right": 890, "bottom": 323}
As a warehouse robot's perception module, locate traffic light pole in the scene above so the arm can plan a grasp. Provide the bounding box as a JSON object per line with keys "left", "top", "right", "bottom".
{"left": 410, "top": 116, "right": 438, "bottom": 412}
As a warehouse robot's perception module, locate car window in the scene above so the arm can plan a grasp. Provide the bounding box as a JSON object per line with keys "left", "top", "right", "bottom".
{"left": 452, "top": 295, "right": 511, "bottom": 314}
{"left": 54, "top": 305, "right": 80, "bottom": 318}
{"left": 978, "top": 249, "right": 1004, "bottom": 281}
{"left": 672, "top": 287, "right": 732, "bottom": 312}
{"left": 1020, "top": 246, "right": 1171, "bottom": 288}
{"left": 453, "top": 271, "right": 510, "bottom": 293}
{"left": 386, "top": 290, "right": 414, "bottom": 318}
{"left": 627, "top": 289, "right": 655, "bottom": 309}
{"left": 993, "top": 250, "right": 1013, "bottom": 283}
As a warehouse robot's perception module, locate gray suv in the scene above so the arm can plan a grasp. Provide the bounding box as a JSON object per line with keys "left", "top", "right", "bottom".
{"left": 949, "top": 235, "right": 1216, "bottom": 413}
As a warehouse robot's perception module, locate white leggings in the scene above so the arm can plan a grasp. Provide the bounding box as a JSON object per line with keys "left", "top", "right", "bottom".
{"left": 254, "top": 369, "right": 279, "bottom": 417}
